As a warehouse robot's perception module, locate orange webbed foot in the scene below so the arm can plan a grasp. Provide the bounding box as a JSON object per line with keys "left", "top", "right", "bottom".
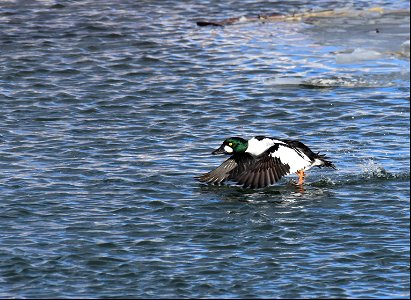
{"left": 296, "top": 170, "right": 305, "bottom": 185}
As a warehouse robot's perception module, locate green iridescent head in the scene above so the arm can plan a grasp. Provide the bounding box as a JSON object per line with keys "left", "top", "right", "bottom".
{"left": 212, "top": 137, "right": 248, "bottom": 155}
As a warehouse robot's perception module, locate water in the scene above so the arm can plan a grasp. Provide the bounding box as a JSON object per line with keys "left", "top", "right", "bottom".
{"left": 0, "top": 0, "right": 409, "bottom": 298}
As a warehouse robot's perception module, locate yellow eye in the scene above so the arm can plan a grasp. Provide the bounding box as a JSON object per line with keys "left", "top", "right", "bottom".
{"left": 228, "top": 142, "right": 233, "bottom": 147}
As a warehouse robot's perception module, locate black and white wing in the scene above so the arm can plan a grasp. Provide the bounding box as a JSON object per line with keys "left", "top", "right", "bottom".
{"left": 196, "top": 153, "right": 255, "bottom": 185}
{"left": 234, "top": 153, "right": 291, "bottom": 189}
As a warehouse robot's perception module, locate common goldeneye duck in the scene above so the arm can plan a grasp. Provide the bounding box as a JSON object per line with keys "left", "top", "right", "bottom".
{"left": 197, "top": 136, "right": 336, "bottom": 188}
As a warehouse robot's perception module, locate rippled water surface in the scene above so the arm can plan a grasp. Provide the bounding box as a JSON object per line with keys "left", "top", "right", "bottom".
{"left": 0, "top": 0, "right": 410, "bottom": 298}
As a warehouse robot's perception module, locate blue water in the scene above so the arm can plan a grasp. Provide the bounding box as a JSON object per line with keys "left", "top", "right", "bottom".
{"left": 0, "top": 1, "right": 409, "bottom": 298}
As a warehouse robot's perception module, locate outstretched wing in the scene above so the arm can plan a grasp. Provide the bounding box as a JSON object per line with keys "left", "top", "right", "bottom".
{"left": 234, "top": 154, "right": 291, "bottom": 189}
{"left": 196, "top": 153, "right": 255, "bottom": 185}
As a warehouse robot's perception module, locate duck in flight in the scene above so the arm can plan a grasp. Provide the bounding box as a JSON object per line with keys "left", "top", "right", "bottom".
{"left": 197, "top": 136, "right": 336, "bottom": 188}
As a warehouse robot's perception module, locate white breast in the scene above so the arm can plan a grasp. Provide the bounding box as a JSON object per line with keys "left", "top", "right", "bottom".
{"left": 246, "top": 137, "right": 284, "bottom": 156}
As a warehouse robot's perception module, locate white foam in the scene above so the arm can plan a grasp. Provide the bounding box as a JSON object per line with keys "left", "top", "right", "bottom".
{"left": 302, "top": 76, "right": 383, "bottom": 88}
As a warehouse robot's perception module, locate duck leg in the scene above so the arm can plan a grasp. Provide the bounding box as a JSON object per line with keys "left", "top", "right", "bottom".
{"left": 296, "top": 170, "right": 305, "bottom": 185}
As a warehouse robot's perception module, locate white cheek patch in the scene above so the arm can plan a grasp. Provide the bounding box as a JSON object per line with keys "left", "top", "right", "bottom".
{"left": 224, "top": 145, "right": 233, "bottom": 153}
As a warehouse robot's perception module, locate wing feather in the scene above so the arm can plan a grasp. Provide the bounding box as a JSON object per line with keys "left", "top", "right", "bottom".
{"left": 268, "top": 168, "right": 275, "bottom": 185}
{"left": 235, "top": 154, "right": 291, "bottom": 188}
{"left": 196, "top": 153, "right": 255, "bottom": 185}
{"left": 196, "top": 158, "right": 237, "bottom": 185}
{"left": 252, "top": 170, "right": 261, "bottom": 189}
{"left": 197, "top": 143, "right": 293, "bottom": 188}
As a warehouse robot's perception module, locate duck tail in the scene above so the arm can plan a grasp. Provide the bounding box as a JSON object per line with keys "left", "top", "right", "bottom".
{"left": 316, "top": 152, "right": 337, "bottom": 169}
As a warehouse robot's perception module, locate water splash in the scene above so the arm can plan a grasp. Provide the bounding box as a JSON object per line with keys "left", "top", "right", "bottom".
{"left": 360, "top": 159, "right": 390, "bottom": 179}
{"left": 311, "top": 160, "right": 410, "bottom": 188}
{"left": 301, "top": 75, "right": 391, "bottom": 88}
{"left": 265, "top": 72, "right": 409, "bottom": 88}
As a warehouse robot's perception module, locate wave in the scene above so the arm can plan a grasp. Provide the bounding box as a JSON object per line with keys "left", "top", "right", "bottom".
{"left": 301, "top": 76, "right": 389, "bottom": 88}
{"left": 266, "top": 72, "right": 409, "bottom": 88}
{"left": 307, "top": 161, "right": 409, "bottom": 188}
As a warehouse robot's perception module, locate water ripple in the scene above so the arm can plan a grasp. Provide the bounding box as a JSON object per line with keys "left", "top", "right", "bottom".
{"left": 0, "top": 0, "right": 409, "bottom": 299}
